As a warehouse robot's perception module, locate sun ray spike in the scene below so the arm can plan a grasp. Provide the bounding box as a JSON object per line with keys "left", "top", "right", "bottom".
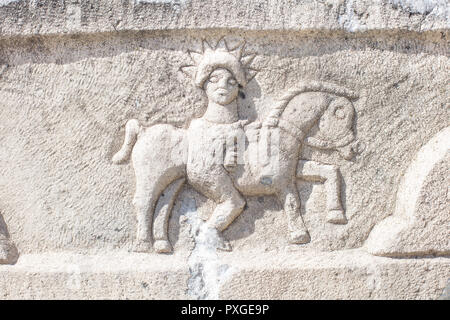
{"left": 230, "top": 40, "right": 246, "bottom": 60}
{"left": 215, "top": 36, "right": 229, "bottom": 51}
{"left": 202, "top": 39, "right": 213, "bottom": 52}
{"left": 179, "top": 65, "right": 197, "bottom": 79}
{"left": 188, "top": 50, "right": 203, "bottom": 65}
{"left": 246, "top": 68, "right": 259, "bottom": 82}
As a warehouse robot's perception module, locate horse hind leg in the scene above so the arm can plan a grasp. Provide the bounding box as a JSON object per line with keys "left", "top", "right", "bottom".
{"left": 132, "top": 180, "right": 157, "bottom": 252}
{"left": 132, "top": 172, "right": 185, "bottom": 253}
{"left": 278, "top": 185, "right": 311, "bottom": 245}
{"left": 153, "top": 178, "right": 185, "bottom": 254}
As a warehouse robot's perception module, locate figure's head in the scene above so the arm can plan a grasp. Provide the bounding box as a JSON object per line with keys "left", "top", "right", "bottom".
{"left": 204, "top": 68, "right": 239, "bottom": 105}
{"left": 180, "top": 38, "right": 258, "bottom": 103}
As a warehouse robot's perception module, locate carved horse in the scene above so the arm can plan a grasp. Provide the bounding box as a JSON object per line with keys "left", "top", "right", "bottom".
{"left": 113, "top": 81, "right": 359, "bottom": 253}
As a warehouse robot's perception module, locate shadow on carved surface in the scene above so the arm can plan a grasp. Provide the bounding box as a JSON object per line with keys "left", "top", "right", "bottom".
{"left": 112, "top": 38, "right": 361, "bottom": 254}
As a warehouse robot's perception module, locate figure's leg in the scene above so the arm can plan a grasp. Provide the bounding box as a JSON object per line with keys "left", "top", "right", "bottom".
{"left": 153, "top": 178, "right": 185, "bottom": 254}
{"left": 278, "top": 185, "right": 310, "bottom": 244}
{"left": 190, "top": 169, "right": 245, "bottom": 252}
{"left": 207, "top": 188, "right": 246, "bottom": 233}
{"left": 297, "top": 160, "right": 347, "bottom": 224}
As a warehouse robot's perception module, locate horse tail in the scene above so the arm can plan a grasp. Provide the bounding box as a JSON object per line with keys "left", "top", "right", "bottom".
{"left": 112, "top": 119, "right": 140, "bottom": 164}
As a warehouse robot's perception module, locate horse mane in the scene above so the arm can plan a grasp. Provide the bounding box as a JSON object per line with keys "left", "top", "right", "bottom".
{"left": 266, "top": 81, "right": 359, "bottom": 125}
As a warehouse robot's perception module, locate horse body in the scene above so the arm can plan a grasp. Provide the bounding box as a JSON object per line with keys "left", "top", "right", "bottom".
{"left": 113, "top": 82, "right": 358, "bottom": 253}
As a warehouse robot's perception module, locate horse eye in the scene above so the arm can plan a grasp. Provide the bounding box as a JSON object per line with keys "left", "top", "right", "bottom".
{"left": 209, "top": 76, "right": 219, "bottom": 83}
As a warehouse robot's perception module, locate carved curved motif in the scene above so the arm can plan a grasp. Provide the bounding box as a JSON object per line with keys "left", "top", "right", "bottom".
{"left": 366, "top": 126, "right": 450, "bottom": 257}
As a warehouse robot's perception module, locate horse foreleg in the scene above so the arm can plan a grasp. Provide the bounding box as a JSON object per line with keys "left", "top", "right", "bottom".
{"left": 278, "top": 184, "right": 310, "bottom": 244}
{"left": 153, "top": 178, "right": 185, "bottom": 254}
{"left": 297, "top": 160, "right": 347, "bottom": 224}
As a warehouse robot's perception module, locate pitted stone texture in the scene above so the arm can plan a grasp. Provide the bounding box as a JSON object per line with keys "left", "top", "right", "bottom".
{"left": 366, "top": 128, "right": 450, "bottom": 257}
{"left": 0, "top": 250, "right": 448, "bottom": 299}
{"left": 218, "top": 250, "right": 450, "bottom": 300}
{"left": 0, "top": 31, "right": 448, "bottom": 255}
{"left": 0, "top": 0, "right": 449, "bottom": 38}
{"left": 0, "top": 252, "right": 190, "bottom": 299}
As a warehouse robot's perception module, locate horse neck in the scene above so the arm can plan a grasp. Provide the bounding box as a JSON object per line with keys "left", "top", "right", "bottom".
{"left": 277, "top": 91, "right": 330, "bottom": 141}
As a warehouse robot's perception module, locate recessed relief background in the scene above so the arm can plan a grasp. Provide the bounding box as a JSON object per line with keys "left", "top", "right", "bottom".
{"left": 0, "top": 31, "right": 448, "bottom": 255}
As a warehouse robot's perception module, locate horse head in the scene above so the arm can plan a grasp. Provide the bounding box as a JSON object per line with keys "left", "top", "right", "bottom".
{"left": 264, "top": 81, "right": 361, "bottom": 159}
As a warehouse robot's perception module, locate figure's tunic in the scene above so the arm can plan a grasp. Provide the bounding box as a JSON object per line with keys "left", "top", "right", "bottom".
{"left": 186, "top": 118, "right": 244, "bottom": 203}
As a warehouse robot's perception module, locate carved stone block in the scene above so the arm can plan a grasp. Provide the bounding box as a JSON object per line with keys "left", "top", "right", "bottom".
{"left": 0, "top": 0, "right": 448, "bottom": 299}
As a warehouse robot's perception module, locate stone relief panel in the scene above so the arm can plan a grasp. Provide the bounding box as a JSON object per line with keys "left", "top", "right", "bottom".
{"left": 0, "top": 32, "right": 448, "bottom": 254}
{"left": 112, "top": 38, "right": 361, "bottom": 253}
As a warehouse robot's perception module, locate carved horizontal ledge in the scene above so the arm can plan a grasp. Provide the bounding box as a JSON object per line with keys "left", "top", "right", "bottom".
{"left": 0, "top": 0, "right": 448, "bottom": 38}
{"left": 0, "top": 250, "right": 448, "bottom": 299}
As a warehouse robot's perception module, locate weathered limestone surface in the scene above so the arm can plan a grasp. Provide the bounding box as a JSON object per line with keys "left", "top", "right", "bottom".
{"left": 1, "top": 249, "right": 448, "bottom": 300}
{"left": 0, "top": 0, "right": 448, "bottom": 299}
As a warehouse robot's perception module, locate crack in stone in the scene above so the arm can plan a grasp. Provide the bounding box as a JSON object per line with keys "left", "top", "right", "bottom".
{"left": 184, "top": 197, "right": 233, "bottom": 300}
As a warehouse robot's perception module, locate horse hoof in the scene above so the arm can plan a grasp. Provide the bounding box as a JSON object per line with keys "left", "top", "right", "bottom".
{"left": 154, "top": 240, "right": 173, "bottom": 254}
{"left": 327, "top": 209, "right": 347, "bottom": 224}
{"left": 132, "top": 240, "right": 152, "bottom": 253}
{"left": 289, "top": 230, "right": 310, "bottom": 244}
{"left": 0, "top": 240, "right": 19, "bottom": 265}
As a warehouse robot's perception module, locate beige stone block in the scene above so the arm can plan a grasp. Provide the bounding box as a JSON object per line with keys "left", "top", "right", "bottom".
{"left": 0, "top": 0, "right": 448, "bottom": 299}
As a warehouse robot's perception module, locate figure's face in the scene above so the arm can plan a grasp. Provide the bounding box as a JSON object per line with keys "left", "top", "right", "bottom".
{"left": 204, "top": 68, "right": 239, "bottom": 106}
